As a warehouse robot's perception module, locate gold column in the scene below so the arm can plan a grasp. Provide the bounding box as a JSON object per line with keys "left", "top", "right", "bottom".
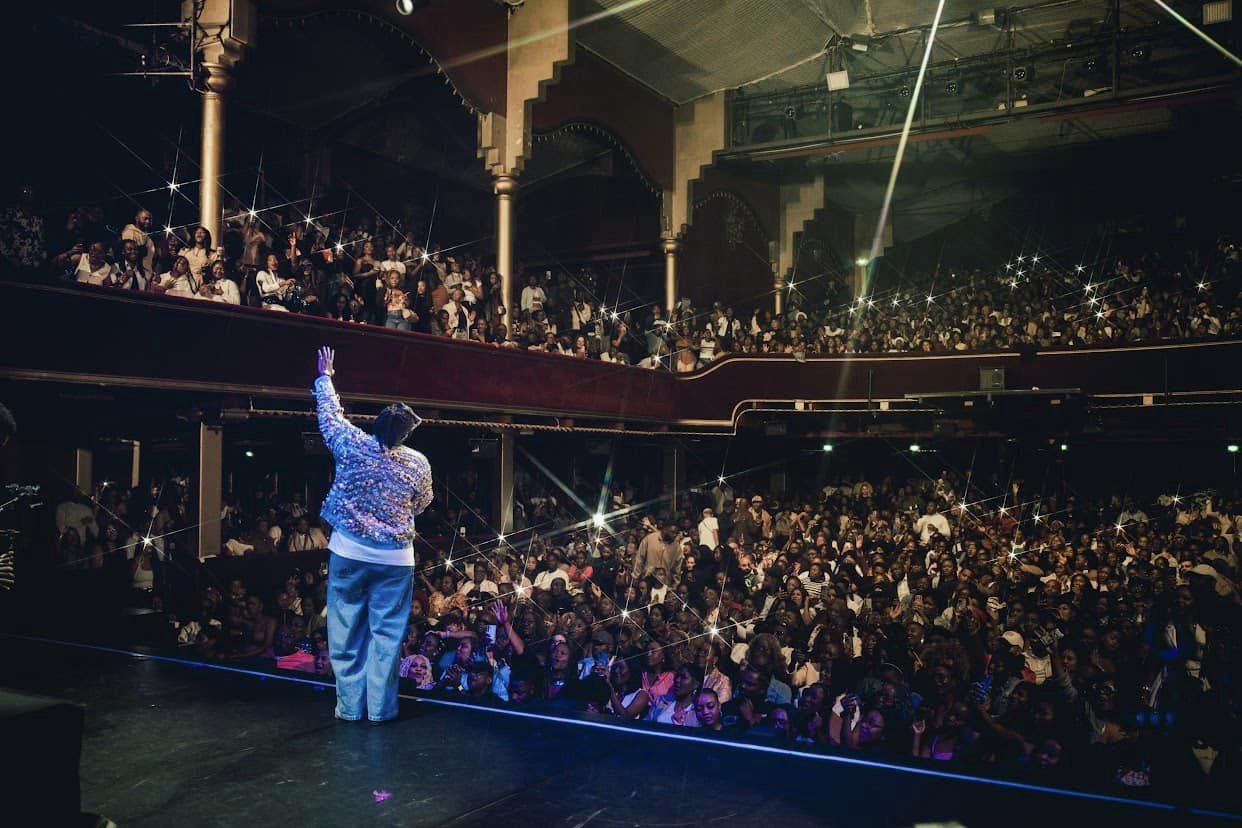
{"left": 774, "top": 273, "right": 785, "bottom": 315}
{"left": 130, "top": 440, "right": 142, "bottom": 489}
{"left": 494, "top": 173, "right": 518, "bottom": 325}
{"left": 199, "top": 63, "right": 231, "bottom": 245}
{"left": 661, "top": 237, "right": 680, "bottom": 316}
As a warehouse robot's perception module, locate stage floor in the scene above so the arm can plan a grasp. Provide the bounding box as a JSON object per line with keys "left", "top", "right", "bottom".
{"left": 0, "top": 636, "right": 1235, "bottom": 827}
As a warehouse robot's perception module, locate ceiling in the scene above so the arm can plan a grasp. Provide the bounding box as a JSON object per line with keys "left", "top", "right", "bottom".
{"left": 574, "top": 0, "right": 1222, "bottom": 104}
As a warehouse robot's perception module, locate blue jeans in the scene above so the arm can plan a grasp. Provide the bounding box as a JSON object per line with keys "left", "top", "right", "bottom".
{"left": 326, "top": 552, "right": 413, "bottom": 721}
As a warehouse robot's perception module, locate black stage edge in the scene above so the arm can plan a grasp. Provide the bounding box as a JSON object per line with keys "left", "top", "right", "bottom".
{"left": 0, "top": 636, "right": 1237, "bottom": 828}
{"left": 0, "top": 686, "right": 84, "bottom": 825}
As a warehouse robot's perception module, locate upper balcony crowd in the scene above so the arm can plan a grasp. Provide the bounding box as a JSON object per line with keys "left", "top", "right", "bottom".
{"left": 1, "top": 183, "right": 1238, "bottom": 372}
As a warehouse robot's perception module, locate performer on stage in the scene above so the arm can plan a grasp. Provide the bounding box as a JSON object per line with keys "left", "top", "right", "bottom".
{"left": 313, "top": 346, "right": 433, "bottom": 723}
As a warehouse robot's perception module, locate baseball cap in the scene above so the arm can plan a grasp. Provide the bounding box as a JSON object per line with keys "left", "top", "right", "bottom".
{"left": 1001, "top": 631, "right": 1025, "bottom": 649}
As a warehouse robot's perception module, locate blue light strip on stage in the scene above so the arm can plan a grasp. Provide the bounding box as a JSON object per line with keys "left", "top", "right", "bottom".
{"left": 7, "top": 633, "right": 1236, "bottom": 819}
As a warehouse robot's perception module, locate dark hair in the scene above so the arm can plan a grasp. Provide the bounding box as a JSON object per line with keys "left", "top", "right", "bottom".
{"left": 373, "top": 403, "right": 422, "bottom": 448}
{"left": 193, "top": 225, "right": 213, "bottom": 251}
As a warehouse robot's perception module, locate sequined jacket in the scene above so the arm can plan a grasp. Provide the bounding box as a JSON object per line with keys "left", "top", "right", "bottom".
{"left": 314, "top": 375, "right": 433, "bottom": 547}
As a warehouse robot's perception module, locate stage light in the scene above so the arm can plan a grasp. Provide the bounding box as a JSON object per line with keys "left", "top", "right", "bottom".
{"left": 925, "top": 294, "right": 935, "bottom": 304}
{"left": 718, "top": 476, "right": 727, "bottom": 485}
{"left": 1197, "top": 281, "right": 1208, "bottom": 291}
{"left": 592, "top": 513, "right": 606, "bottom": 528}
{"left": 395, "top": 0, "right": 416, "bottom": 14}
{"left": 945, "top": 79, "right": 959, "bottom": 94}
{"left": 855, "top": 257, "right": 869, "bottom": 267}
{"left": 1229, "top": 444, "right": 1239, "bottom": 454}
{"left": 998, "top": 505, "right": 1009, "bottom": 515}
{"left": 822, "top": 443, "right": 833, "bottom": 452}
{"left": 621, "top": 609, "right": 631, "bottom": 619}
{"left": 1095, "top": 311, "right": 1105, "bottom": 320}
{"left": 1171, "top": 494, "right": 1181, "bottom": 504}
{"left": 497, "top": 533, "right": 506, "bottom": 543}
{"left": 867, "top": 298, "right": 875, "bottom": 308}
{"left": 168, "top": 181, "right": 179, "bottom": 192}
{"left": 244, "top": 450, "right": 254, "bottom": 458}
{"left": 1060, "top": 443, "right": 1069, "bottom": 451}
{"left": 710, "top": 625, "right": 720, "bottom": 637}
{"left": 1032, "top": 255, "right": 1040, "bottom": 263}
{"left": 1012, "top": 66, "right": 1028, "bottom": 81}
{"left": 247, "top": 208, "right": 257, "bottom": 219}
{"left": 335, "top": 242, "right": 344, "bottom": 253}
{"left": 142, "top": 536, "right": 153, "bottom": 547}
{"left": 898, "top": 85, "right": 912, "bottom": 97}
{"left": 1007, "top": 548, "right": 1019, "bottom": 560}
{"left": 909, "top": 443, "right": 921, "bottom": 453}
{"left": 1075, "top": 264, "right": 1085, "bottom": 273}
{"left": 891, "top": 297, "right": 900, "bottom": 307}
{"left": 1016, "top": 255, "right": 1025, "bottom": 263}
{"left": 164, "top": 225, "right": 174, "bottom": 235}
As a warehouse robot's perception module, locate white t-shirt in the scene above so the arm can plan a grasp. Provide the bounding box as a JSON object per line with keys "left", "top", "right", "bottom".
{"left": 329, "top": 527, "right": 414, "bottom": 567}
{"left": 697, "top": 516, "right": 719, "bottom": 549}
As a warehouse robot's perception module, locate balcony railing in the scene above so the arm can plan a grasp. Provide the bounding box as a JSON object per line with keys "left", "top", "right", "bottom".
{"left": 1, "top": 280, "right": 1238, "bottom": 431}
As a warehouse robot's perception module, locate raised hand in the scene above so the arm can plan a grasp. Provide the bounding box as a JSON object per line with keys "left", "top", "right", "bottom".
{"left": 317, "top": 346, "right": 335, "bottom": 377}
{"left": 492, "top": 598, "right": 509, "bottom": 625}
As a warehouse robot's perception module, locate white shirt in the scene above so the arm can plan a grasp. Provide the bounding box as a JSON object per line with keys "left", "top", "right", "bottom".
{"left": 75, "top": 256, "right": 115, "bottom": 285}
{"left": 520, "top": 286, "right": 546, "bottom": 313}
{"left": 570, "top": 302, "right": 592, "bottom": 330}
{"left": 533, "top": 568, "right": 569, "bottom": 591}
{"left": 915, "top": 512, "right": 952, "bottom": 544}
{"left": 256, "top": 269, "right": 286, "bottom": 300}
{"left": 457, "top": 578, "right": 500, "bottom": 597}
{"left": 329, "top": 526, "right": 414, "bottom": 567}
{"left": 206, "top": 279, "right": 241, "bottom": 304}
{"left": 697, "top": 516, "right": 719, "bottom": 549}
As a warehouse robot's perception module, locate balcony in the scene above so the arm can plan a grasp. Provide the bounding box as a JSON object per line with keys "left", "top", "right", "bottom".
{"left": 0, "top": 280, "right": 1238, "bottom": 433}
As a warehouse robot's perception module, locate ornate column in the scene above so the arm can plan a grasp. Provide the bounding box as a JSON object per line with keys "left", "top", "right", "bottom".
{"left": 661, "top": 237, "right": 680, "bottom": 316}
{"left": 494, "top": 173, "right": 518, "bottom": 323}
{"left": 199, "top": 63, "right": 232, "bottom": 245}
{"left": 774, "top": 272, "right": 785, "bottom": 315}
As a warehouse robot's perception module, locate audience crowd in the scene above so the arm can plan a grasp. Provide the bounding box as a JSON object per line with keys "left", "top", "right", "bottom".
{"left": 60, "top": 453, "right": 1239, "bottom": 800}
{"left": 2, "top": 184, "right": 1238, "bottom": 369}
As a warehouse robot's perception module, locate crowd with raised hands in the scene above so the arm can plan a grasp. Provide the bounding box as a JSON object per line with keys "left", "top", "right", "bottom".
{"left": 167, "top": 455, "right": 1237, "bottom": 797}
{"left": 3, "top": 182, "right": 1237, "bottom": 367}
{"left": 650, "top": 238, "right": 1241, "bottom": 371}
